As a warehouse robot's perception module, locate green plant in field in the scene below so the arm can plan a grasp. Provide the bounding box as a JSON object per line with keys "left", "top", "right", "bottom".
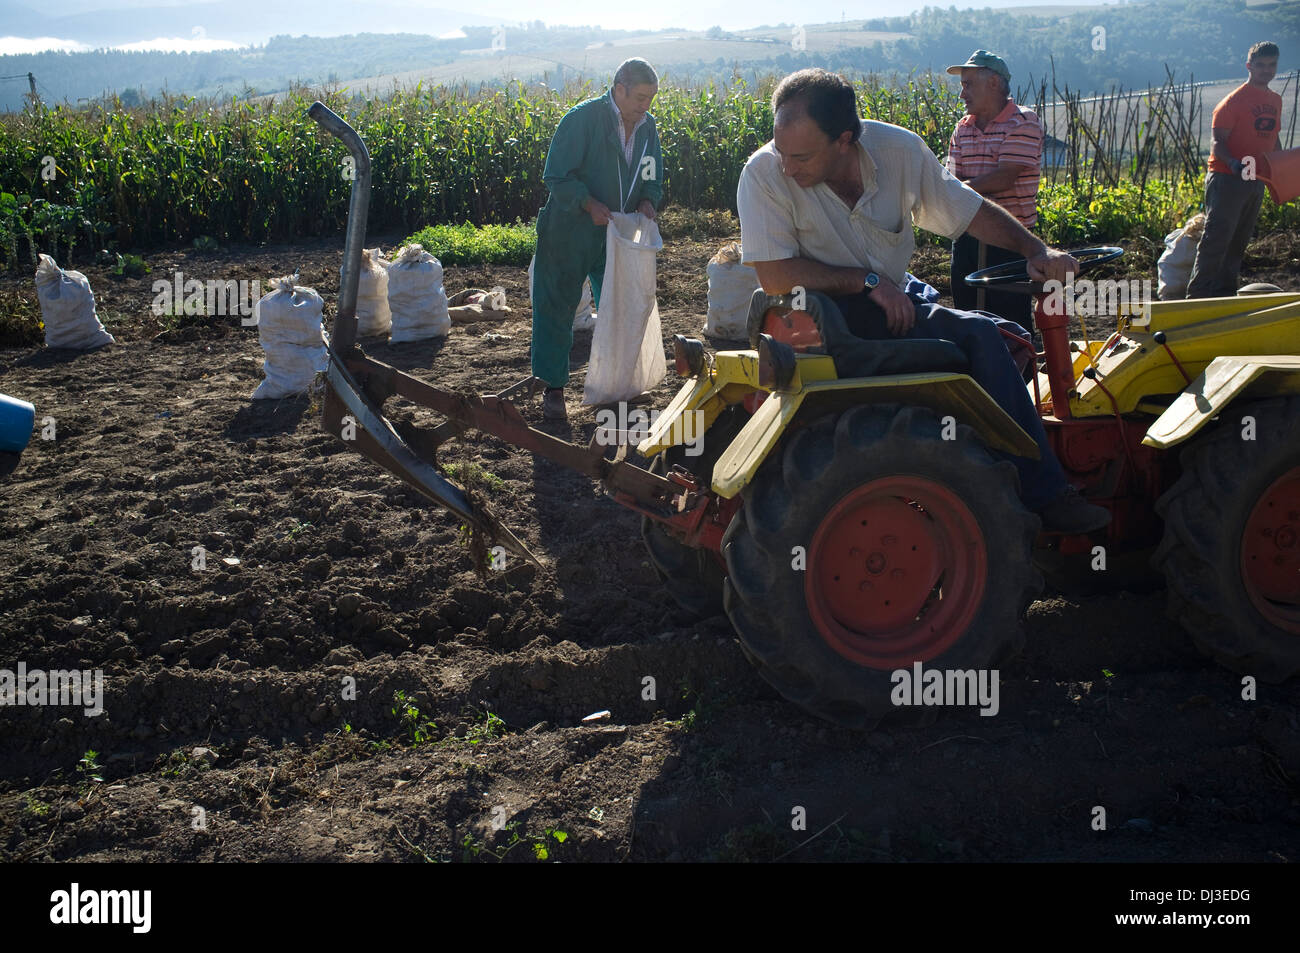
{"left": 402, "top": 221, "right": 536, "bottom": 267}
{"left": 461, "top": 822, "right": 568, "bottom": 862}
{"left": 0, "top": 192, "right": 23, "bottom": 267}
{"left": 110, "top": 253, "right": 149, "bottom": 279}
{"left": 23, "top": 794, "right": 51, "bottom": 818}
{"left": 391, "top": 690, "right": 436, "bottom": 746}
{"left": 0, "top": 290, "right": 45, "bottom": 348}
{"left": 2, "top": 75, "right": 1292, "bottom": 272}
{"left": 76, "top": 750, "right": 104, "bottom": 796}
{"left": 465, "top": 710, "right": 507, "bottom": 745}
{"left": 443, "top": 462, "right": 505, "bottom": 495}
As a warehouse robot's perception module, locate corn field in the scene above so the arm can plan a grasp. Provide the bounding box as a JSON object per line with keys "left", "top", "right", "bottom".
{"left": 0, "top": 72, "right": 1296, "bottom": 269}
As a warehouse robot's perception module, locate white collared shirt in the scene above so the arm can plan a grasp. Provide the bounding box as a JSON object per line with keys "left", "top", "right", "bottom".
{"left": 737, "top": 120, "right": 983, "bottom": 286}
{"left": 609, "top": 89, "right": 646, "bottom": 167}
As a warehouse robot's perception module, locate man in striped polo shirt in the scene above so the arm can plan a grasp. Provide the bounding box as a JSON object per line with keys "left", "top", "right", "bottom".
{"left": 945, "top": 50, "right": 1043, "bottom": 334}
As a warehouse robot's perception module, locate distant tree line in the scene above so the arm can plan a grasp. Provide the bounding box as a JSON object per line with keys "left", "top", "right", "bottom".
{"left": 853, "top": 0, "right": 1298, "bottom": 92}
{"left": 1, "top": 0, "right": 1295, "bottom": 113}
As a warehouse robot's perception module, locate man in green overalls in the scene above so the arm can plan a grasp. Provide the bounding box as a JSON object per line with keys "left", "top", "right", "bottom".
{"left": 531, "top": 58, "right": 664, "bottom": 420}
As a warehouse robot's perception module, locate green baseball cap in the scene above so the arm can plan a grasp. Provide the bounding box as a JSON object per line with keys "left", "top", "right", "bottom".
{"left": 946, "top": 50, "right": 1011, "bottom": 83}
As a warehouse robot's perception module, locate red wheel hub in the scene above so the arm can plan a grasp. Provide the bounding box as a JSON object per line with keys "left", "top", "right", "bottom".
{"left": 1240, "top": 466, "right": 1300, "bottom": 632}
{"left": 804, "top": 477, "right": 988, "bottom": 668}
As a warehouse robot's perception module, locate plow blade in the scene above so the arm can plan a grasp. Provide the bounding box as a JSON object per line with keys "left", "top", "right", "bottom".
{"left": 323, "top": 358, "right": 539, "bottom": 567}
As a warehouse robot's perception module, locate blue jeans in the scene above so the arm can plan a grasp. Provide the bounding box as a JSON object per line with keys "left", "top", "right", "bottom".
{"left": 829, "top": 290, "right": 1067, "bottom": 509}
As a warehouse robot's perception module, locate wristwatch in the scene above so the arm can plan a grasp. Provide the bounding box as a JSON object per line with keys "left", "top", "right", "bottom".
{"left": 864, "top": 272, "right": 881, "bottom": 293}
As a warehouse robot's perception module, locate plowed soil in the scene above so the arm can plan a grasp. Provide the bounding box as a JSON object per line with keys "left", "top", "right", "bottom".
{"left": 1, "top": 231, "right": 1297, "bottom": 863}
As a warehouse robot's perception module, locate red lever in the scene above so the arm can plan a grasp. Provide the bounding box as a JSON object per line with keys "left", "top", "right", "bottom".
{"left": 1153, "top": 331, "right": 1192, "bottom": 386}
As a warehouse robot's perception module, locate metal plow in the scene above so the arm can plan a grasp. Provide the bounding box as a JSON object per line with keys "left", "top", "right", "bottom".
{"left": 307, "top": 101, "right": 681, "bottom": 569}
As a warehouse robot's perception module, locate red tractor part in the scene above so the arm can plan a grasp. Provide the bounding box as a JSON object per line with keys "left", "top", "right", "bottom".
{"left": 1241, "top": 466, "right": 1300, "bottom": 631}
{"left": 805, "top": 476, "right": 987, "bottom": 668}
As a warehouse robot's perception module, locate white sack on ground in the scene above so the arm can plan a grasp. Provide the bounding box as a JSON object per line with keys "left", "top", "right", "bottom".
{"left": 704, "top": 241, "right": 760, "bottom": 338}
{"left": 34, "top": 254, "right": 115, "bottom": 349}
{"left": 583, "top": 212, "right": 667, "bottom": 406}
{"left": 1157, "top": 213, "right": 1205, "bottom": 301}
{"left": 387, "top": 244, "right": 450, "bottom": 342}
{"left": 251, "top": 275, "right": 328, "bottom": 400}
{"left": 528, "top": 255, "right": 595, "bottom": 331}
{"left": 351, "top": 248, "right": 391, "bottom": 337}
{"left": 447, "top": 286, "right": 511, "bottom": 323}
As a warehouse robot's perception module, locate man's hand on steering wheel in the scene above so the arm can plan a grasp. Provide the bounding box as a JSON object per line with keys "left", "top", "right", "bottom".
{"left": 1026, "top": 246, "right": 1079, "bottom": 285}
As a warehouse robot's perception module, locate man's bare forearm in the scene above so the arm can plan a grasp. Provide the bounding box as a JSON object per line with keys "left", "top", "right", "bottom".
{"left": 750, "top": 258, "right": 870, "bottom": 296}
{"left": 1210, "top": 129, "right": 1235, "bottom": 169}
{"left": 963, "top": 164, "right": 1021, "bottom": 196}
{"left": 965, "top": 199, "right": 1046, "bottom": 259}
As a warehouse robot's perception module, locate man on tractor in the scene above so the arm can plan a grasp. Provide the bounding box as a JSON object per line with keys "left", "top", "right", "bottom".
{"left": 736, "top": 68, "right": 1110, "bottom": 534}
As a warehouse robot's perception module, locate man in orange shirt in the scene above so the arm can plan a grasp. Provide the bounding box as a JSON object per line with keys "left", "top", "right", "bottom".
{"left": 1186, "top": 42, "right": 1282, "bottom": 298}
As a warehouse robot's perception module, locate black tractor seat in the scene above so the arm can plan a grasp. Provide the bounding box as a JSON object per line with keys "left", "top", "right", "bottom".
{"left": 747, "top": 289, "right": 969, "bottom": 379}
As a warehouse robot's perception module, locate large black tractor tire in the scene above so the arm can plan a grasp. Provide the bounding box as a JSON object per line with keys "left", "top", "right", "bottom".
{"left": 722, "top": 403, "right": 1042, "bottom": 729}
{"left": 640, "top": 405, "right": 747, "bottom": 618}
{"left": 1153, "top": 396, "right": 1300, "bottom": 682}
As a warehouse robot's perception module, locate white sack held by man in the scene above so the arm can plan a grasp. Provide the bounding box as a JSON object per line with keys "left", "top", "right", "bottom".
{"left": 34, "top": 254, "right": 115, "bottom": 350}
{"left": 352, "top": 248, "right": 391, "bottom": 337}
{"left": 251, "top": 275, "right": 328, "bottom": 400}
{"left": 387, "top": 244, "right": 450, "bottom": 342}
{"left": 1157, "top": 213, "right": 1206, "bottom": 301}
{"left": 704, "top": 241, "right": 760, "bottom": 339}
{"left": 582, "top": 212, "right": 667, "bottom": 406}
{"left": 528, "top": 255, "right": 595, "bottom": 331}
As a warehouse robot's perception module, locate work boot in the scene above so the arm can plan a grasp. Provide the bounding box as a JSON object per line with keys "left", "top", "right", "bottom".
{"left": 1036, "top": 485, "right": 1111, "bottom": 534}
{"left": 542, "top": 387, "right": 567, "bottom": 421}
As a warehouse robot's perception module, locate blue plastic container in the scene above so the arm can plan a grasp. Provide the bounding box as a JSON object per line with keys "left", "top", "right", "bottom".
{"left": 0, "top": 392, "right": 36, "bottom": 453}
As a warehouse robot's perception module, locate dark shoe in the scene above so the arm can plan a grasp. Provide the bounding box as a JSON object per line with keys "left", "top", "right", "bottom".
{"left": 542, "top": 387, "right": 567, "bottom": 421}
{"left": 1036, "top": 485, "right": 1111, "bottom": 534}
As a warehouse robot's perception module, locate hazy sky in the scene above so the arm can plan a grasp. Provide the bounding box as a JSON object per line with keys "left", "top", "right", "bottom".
{"left": 473, "top": 0, "right": 1113, "bottom": 33}
{"left": 0, "top": 0, "right": 1121, "bottom": 54}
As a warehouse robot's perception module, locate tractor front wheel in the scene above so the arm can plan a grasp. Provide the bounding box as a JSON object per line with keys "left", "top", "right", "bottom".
{"left": 1154, "top": 396, "right": 1300, "bottom": 681}
{"left": 722, "top": 403, "right": 1041, "bottom": 728}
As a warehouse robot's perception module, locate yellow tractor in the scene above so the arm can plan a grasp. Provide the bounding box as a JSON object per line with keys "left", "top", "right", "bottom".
{"left": 310, "top": 102, "right": 1300, "bottom": 728}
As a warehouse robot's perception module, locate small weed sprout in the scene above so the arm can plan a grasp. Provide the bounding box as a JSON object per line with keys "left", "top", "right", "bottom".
{"left": 392, "top": 690, "right": 436, "bottom": 746}
{"left": 76, "top": 750, "right": 104, "bottom": 797}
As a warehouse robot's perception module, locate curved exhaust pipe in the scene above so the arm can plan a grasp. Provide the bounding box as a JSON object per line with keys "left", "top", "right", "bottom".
{"left": 307, "top": 100, "right": 370, "bottom": 355}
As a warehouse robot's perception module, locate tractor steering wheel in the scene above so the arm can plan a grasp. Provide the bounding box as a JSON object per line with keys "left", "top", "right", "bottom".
{"left": 964, "top": 246, "right": 1124, "bottom": 295}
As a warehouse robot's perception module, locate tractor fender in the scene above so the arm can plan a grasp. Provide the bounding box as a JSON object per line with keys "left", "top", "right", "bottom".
{"left": 637, "top": 369, "right": 734, "bottom": 459}
{"left": 1142, "top": 355, "right": 1300, "bottom": 450}
{"left": 709, "top": 372, "right": 1041, "bottom": 499}
{"left": 638, "top": 350, "right": 772, "bottom": 458}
